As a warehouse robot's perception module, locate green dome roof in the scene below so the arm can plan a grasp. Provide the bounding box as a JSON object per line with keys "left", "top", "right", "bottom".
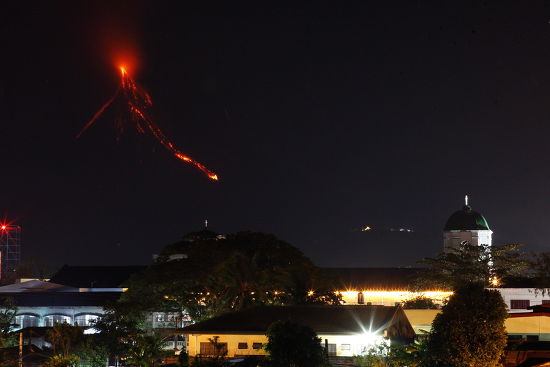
{"left": 444, "top": 205, "right": 490, "bottom": 231}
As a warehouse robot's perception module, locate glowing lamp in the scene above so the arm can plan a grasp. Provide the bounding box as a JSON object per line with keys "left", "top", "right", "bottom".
{"left": 362, "top": 332, "right": 378, "bottom": 345}
{"left": 0, "top": 225, "right": 6, "bottom": 231}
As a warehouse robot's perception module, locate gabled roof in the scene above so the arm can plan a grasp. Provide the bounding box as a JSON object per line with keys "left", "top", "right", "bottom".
{"left": 180, "top": 305, "right": 415, "bottom": 340}
{"left": 49, "top": 265, "right": 146, "bottom": 288}
{"left": 326, "top": 267, "right": 421, "bottom": 290}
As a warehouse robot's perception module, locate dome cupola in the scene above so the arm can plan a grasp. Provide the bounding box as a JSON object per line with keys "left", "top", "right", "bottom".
{"left": 443, "top": 195, "right": 492, "bottom": 251}
{"left": 444, "top": 197, "right": 490, "bottom": 231}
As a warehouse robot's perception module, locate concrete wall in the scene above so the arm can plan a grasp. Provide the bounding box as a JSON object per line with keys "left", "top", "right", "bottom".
{"left": 491, "top": 288, "right": 550, "bottom": 313}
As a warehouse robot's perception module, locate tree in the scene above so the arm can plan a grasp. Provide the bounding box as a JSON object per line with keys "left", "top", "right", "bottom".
{"left": 91, "top": 306, "right": 147, "bottom": 365}
{"left": 352, "top": 340, "right": 427, "bottom": 367}
{"left": 43, "top": 354, "right": 80, "bottom": 367}
{"left": 0, "top": 297, "right": 17, "bottom": 347}
{"left": 46, "top": 323, "right": 83, "bottom": 358}
{"left": 402, "top": 296, "right": 438, "bottom": 310}
{"left": 76, "top": 335, "right": 110, "bottom": 367}
{"left": 275, "top": 264, "right": 341, "bottom": 306}
{"left": 118, "top": 231, "right": 338, "bottom": 322}
{"left": 125, "top": 332, "right": 171, "bottom": 367}
{"left": 264, "top": 320, "right": 327, "bottom": 367}
{"left": 415, "top": 242, "right": 530, "bottom": 290}
{"left": 425, "top": 283, "right": 507, "bottom": 367}
{"left": 528, "top": 251, "right": 550, "bottom": 295}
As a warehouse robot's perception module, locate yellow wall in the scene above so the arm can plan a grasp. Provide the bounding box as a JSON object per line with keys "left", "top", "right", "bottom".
{"left": 187, "top": 334, "right": 268, "bottom": 357}
{"left": 404, "top": 309, "right": 441, "bottom": 334}
{"left": 506, "top": 316, "right": 550, "bottom": 337}
{"left": 186, "top": 333, "right": 387, "bottom": 357}
{"left": 404, "top": 310, "right": 550, "bottom": 341}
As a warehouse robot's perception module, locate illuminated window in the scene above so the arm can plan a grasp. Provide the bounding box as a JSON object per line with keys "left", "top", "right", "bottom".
{"left": 238, "top": 343, "right": 248, "bottom": 349}
{"left": 326, "top": 343, "right": 336, "bottom": 356}
{"left": 341, "top": 344, "right": 351, "bottom": 351}
{"left": 252, "top": 343, "right": 262, "bottom": 350}
{"left": 44, "top": 315, "right": 71, "bottom": 327}
{"left": 510, "top": 300, "right": 530, "bottom": 309}
{"left": 15, "top": 314, "right": 39, "bottom": 328}
{"left": 358, "top": 292, "right": 364, "bottom": 304}
{"left": 75, "top": 314, "right": 99, "bottom": 327}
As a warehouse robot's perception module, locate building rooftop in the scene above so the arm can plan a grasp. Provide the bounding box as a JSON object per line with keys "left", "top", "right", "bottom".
{"left": 326, "top": 267, "right": 421, "bottom": 290}
{"left": 0, "top": 280, "right": 76, "bottom": 293}
{"left": 0, "top": 291, "right": 122, "bottom": 307}
{"left": 180, "top": 305, "right": 415, "bottom": 340}
{"left": 49, "top": 265, "right": 146, "bottom": 288}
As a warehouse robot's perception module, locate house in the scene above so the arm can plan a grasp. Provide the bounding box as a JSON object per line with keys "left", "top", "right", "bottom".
{"left": 179, "top": 305, "right": 415, "bottom": 358}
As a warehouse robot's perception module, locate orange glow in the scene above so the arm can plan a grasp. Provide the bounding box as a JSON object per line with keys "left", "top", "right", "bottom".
{"left": 0, "top": 225, "right": 5, "bottom": 231}
{"left": 78, "top": 62, "right": 219, "bottom": 181}
{"left": 336, "top": 289, "right": 453, "bottom": 305}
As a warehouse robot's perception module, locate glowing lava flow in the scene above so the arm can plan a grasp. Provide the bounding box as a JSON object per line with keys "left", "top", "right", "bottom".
{"left": 78, "top": 65, "right": 218, "bottom": 181}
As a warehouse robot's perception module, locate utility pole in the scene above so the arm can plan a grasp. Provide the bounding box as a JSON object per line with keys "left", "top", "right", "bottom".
{"left": 19, "top": 331, "right": 23, "bottom": 367}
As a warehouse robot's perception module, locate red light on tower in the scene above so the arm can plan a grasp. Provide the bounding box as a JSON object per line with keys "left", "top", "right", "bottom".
{"left": 0, "top": 222, "right": 21, "bottom": 280}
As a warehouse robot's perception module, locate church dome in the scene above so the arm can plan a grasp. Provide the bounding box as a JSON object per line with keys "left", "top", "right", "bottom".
{"left": 444, "top": 204, "right": 490, "bottom": 231}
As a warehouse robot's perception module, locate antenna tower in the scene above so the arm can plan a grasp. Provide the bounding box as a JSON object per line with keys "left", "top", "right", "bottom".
{"left": 0, "top": 224, "right": 21, "bottom": 279}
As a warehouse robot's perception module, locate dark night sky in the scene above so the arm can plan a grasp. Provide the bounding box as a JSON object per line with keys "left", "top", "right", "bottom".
{"left": 2, "top": 1, "right": 550, "bottom": 270}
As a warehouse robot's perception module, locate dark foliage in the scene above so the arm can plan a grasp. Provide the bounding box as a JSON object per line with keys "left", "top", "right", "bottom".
{"left": 119, "top": 231, "right": 341, "bottom": 322}
{"left": 402, "top": 296, "right": 438, "bottom": 310}
{"left": 263, "top": 320, "right": 328, "bottom": 367}
{"left": 425, "top": 283, "right": 507, "bottom": 367}
{"left": 415, "top": 242, "right": 530, "bottom": 290}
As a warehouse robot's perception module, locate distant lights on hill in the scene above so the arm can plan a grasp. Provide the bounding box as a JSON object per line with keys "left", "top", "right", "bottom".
{"left": 389, "top": 228, "right": 414, "bottom": 233}
{"left": 359, "top": 226, "right": 414, "bottom": 233}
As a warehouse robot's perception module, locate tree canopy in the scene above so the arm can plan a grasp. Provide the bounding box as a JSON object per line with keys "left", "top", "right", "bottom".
{"left": 118, "top": 231, "right": 341, "bottom": 321}
{"left": 264, "top": 320, "right": 328, "bottom": 367}
{"left": 415, "top": 242, "right": 530, "bottom": 290}
{"left": 402, "top": 296, "right": 438, "bottom": 310}
{"left": 425, "top": 283, "right": 508, "bottom": 367}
